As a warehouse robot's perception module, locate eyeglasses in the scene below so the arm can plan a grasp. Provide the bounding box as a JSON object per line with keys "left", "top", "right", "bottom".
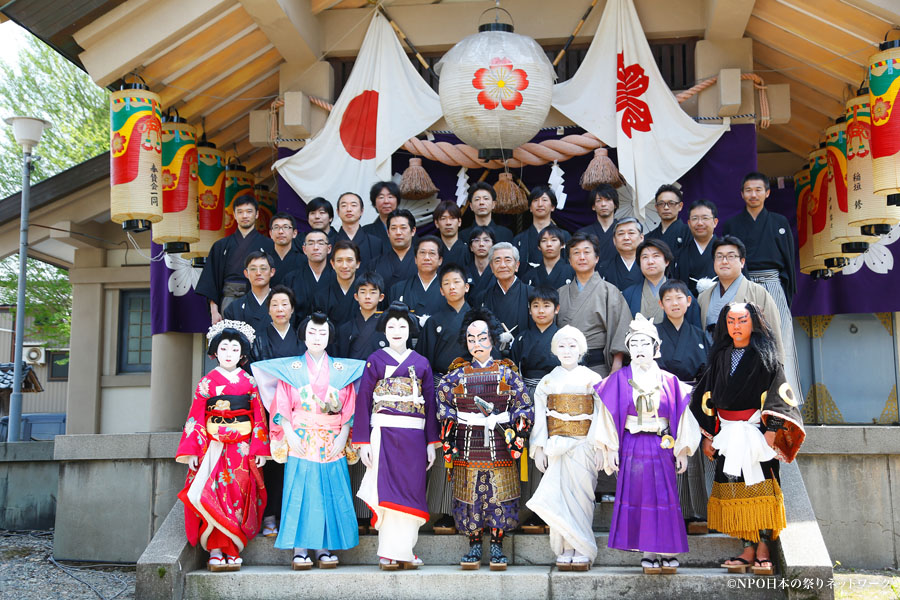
{"left": 271, "top": 225, "right": 293, "bottom": 231}
{"left": 714, "top": 253, "right": 741, "bottom": 262}
{"left": 689, "top": 216, "right": 714, "bottom": 223}
{"left": 655, "top": 201, "right": 682, "bottom": 209}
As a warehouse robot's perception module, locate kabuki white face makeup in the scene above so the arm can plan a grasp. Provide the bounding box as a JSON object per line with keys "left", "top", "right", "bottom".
{"left": 385, "top": 317, "right": 410, "bottom": 354}
{"left": 554, "top": 337, "right": 580, "bottom": 370}
{"left": 216, "top": 339, "right": 243, "bottom": 371}
{"left": 466, "top": 320, "right": 492, "bottom": 364}
{"left": 627, "top": 333, "right": 655, "bottom": 370}
{"left": 305, "top": 321, "right": 330, "bottom": 356}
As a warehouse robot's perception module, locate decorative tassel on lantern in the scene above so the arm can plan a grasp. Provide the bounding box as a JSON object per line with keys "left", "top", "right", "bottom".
{"left": 868, "top": 38, "right": 900, "bottom": 206}
{"left": 493, "top": 172, "right": 527, "bottom": 214}
{"left": 153, "top": 114, "right": 199, "bottom": 254}
{"left": 223, "top": 161, "right": 255, "bottom": 237}
{"left": 825, "top": 118, "right": 870, "bottom": 256}
{"left": 110, "top": 77, "right": 163, "bottom": 232}
{"left": 809, "top": 145, "right": 849, "bottom": 269}
{"left": 580, "top": 147, "right": 624, "bottom": 190}
{"left": 846, "top": 88, "right": 900, "bottom": 233}
{"left": 399, "top": 157, "right": 439, "bottom": 200}
{"left": 255, "top": 183, "right": 277, "bottom": 234}
{"left": 185, "top": 142, "right": 226, "bottom": 265}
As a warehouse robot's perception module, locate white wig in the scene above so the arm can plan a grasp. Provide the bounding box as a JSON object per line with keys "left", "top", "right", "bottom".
{"left": 551, "top": 325, "right": 588, "bottom": 359}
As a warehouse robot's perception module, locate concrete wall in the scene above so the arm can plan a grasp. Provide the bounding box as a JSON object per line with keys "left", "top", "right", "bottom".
{"left": 0, "top": 441, "right": 57, "bottom": 530}
{"left": 53, "top": 432, "right": 183, "bottom": 563}
{"left": 797, "top": 426, "right": 900, "bottom": 569}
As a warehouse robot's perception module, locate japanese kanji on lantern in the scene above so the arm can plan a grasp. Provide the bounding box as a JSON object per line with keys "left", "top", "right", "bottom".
{"left": 809, "top": 145, "right": 849, "bottom": 269}
{"left": 868, "top": 39, "right": 900, "bottom": 206}
{"left": 153, "top": 115, "right": 199, "bottom": 254}
{"left": 223, "top": 161, "right": 255, "bottom": 237}
{"left": 435, "top": 15, "right": 555, "bottom": 160}
{"left": 255, "top": 183, "right": 277, "bottom": 235}
{"left": 825, "top": 119, "right": 870, "bottom": 256}
{"left": 184, "top": 142, "right": 226, "bottom": 266}
{"left": 109, "top": 80, "right": 162, "bottom": 232}
{"left": 845, "top": 89, "right": 900, "bottom": 233}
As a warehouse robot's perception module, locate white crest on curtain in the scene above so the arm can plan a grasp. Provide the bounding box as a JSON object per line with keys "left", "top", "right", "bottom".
{"left": 841, "top": 224, "right": 898, "bottom": 276}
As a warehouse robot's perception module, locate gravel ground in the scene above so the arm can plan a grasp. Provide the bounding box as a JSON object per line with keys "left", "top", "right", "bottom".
{"left": 0, "top": 530, "right": 135, "bottom": 600}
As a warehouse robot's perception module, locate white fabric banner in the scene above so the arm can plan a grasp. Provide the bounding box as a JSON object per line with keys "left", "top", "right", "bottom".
{"left": 552, "top": 0, "right": 726, "bottom": 218}
{"left": 274, "top": 13, "right": 442, "bottom": 225}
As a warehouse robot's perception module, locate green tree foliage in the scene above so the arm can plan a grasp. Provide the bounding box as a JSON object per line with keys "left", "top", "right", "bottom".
{"left": 0, "top": 255, "right": 72, "bottom": 348}
{"left": 0, "top": 32, "right": 109, "bottom": 197}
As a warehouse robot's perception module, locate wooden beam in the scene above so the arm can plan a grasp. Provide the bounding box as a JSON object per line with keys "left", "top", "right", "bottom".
{"left": 755, "top": 66, "right": 847, "bottom": 117}
{"left": 176, "top": 51, "right": 282, "bottom": 119}
{"left": 207, "top": 116, "right": 250, "bottom": 149}
{"left": 311, "top": 0, "right": 345, "bottom": 15}
{"left": 842, "top": 0, "right": 900, "bottom": 29}
{"left": 754, "top": 0, "right": 877, "bottom": 66}
{"left": 746, "top": 16, "right": 867, "bottom": 84}
{"left": 704, "top": 0, "right": 755, "bottom": 40}
{"left": 753, "top": 42, "right": 852, "bottom": 100}
{"left": 243, "top": 147, "right": 277, "bottom": 174}
{"left": 789, "top": 100, "right": 834, "bottom": 132}
{"left": 202, "top": 77, "right": 276, "bottom": 134}
{"left": 240, "top": 0, "right": 320, "bottom": 65}
{"left": 782, "top": 113, "right": 826, "bottom": 143}
{"left": 759, "top": 124, "right": 816, "bottom": 157}
{"left": 783, "top": 0, "right": 894, "bottom": 42}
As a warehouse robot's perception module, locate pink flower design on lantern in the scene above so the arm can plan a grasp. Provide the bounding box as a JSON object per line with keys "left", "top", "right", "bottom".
{"left": 872, "top": 97, "right": 891, "bottom": 124}
{"left": 473, "top": 57, "right": 529, "bottom": 111}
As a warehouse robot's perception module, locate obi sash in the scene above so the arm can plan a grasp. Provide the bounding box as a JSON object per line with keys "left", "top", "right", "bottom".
{"left": 205, "top": 393, "right": 253, "bottom": 441}
{"left": 547, "top": 393, "right": 594, "bottom": 437}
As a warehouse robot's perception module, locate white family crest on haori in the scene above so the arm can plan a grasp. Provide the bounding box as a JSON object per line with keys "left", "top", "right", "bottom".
{"left": 164, "top": 253, "right": 201, "bottom": 297}
{"left": 274, "top": 12, "right": 442, "bottom": 226}
{"left": 551, "top": 0, "right": 725, "bottom": 218}
{"left": 842, "top": 224, "right": 899, "bottom": 275}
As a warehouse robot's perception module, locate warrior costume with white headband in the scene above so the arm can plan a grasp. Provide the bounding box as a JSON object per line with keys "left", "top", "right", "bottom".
{"left": 176, "top": 320, "right": 269, "bottom": 572}
{"left": 690, "top": 302, "right": 805, "bottom": 575}
{"left": 526, "top": 325, "right": 604, "bottom": 571}
{"left": 437, "top": 307, "right": 533, "bottom": 571}
{"left": 353, "top": 302, "right": 440, "bottom": 570}
{"left": 594, "top": 313, "right": 701, "bottom": 574}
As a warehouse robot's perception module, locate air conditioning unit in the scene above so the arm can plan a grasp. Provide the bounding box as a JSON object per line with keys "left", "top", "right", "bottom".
{"left": 24, "top": 346, "right": 46, "bottom": 365}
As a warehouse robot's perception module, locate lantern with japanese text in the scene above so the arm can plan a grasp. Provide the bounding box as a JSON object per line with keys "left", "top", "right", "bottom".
{"left": 797, "top": 168, "right": 817, "bottom": 274}
{"left": 255, "top": 183, "right": 277, "bottom": 235}
{"left": 825, "top": 119, "right": 870, "bottom": 256}
{"left": 435, "top": 18, "right": 555, "bottom": 160}
{"left": 109, "top": 82, "right": 162, "bottom": 231}
{"left": 184, "top": 142, "right": 226, "bottom": 265}
{"left": 223, "top": 162, "right": 255, "bottom": 237}
{"left": 845, "top": 89, "right": 900, "bottom": 233}
{"left": 153, "top": 115, "right": 199, "bottom": 253}
{"left": 869, "top": 40, "right": 900, "bottom": 206}
{"left": 809, "top": 146, "right": 849, "bottom": 269}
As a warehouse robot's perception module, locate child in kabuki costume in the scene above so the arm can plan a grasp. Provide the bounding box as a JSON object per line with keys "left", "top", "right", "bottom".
{"left": 594, "top": 314, "right": 701, "bottom": 574}
{"left": 176, "top": 320, "right": 269, "bottom": 572}
{"left": 526, "top": 325, "right": 603, "bottom": 571}
{"left": 251, "top": 312, "right": 365, "bottom": 570}
{"left": 690, "top": 302, "right": 805, "bottom": 576}
{"left": 437, "top": 308, "right": 533, "bottom": 570}
{"left": 354, "top": 302, "right": 440, "bottom": 570}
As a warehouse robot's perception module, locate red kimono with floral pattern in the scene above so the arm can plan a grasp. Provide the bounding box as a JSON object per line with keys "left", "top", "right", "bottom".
{"left": 176, "top": 367, "right": 270, "bottom": 556}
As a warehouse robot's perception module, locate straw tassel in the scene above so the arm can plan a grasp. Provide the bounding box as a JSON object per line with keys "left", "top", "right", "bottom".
{"left": 399, "top": 157, "right": 438, "bottom": 200}
{"left": 520, "top": 447, "right": 528, "bottom": 482}
{"left": 580, "top": 147, "right": 624, "bottom": 191}
{"left": 493, "top": 172, "right": 528, "bottom": 214}
{"left": 706, "top": 480, "right": 787, "bottom": 542}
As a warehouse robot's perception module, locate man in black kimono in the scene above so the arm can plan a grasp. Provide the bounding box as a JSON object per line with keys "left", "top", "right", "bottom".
{"left": 196, "top": 195, "right": 275, "bottom": 323}
{"left": 621, "top": 239, "right": 702, "bottom": 328}
{"left": 335, "top": 192, "right": 384, "bottom": 268}
{"left": 268, "top": 212, "right": 304, "bottom": 287}
{"left": 481, "top": 242, "right": 534, "bottom": 350}
{"left": 285, "top": 229, "right": 335, "bottom": 318}
{"left": 307, "top": 196, "right": 339, "bottom": 243}
{"left": 514, "top": 185, "right": 570, "bottom": 274}
{"left": 646, "top": 184, "right": 690, "bottom": 264}
{"left": 433, "top": 201, "right": 469, "bottom": 267}
{"left": 459, "top": 182, "right": 513, "bottom": 245}
{"left": 361, "top": 181, "right": 400, "bottom": 246}
{"left": 676, "top": 200, "right": 719, "bottom": 297}
{"left": 523, "top": 225, "right": 575, "bottom": 289}
{"left": 577, "top": 184, "right": 618, "bottom": 266}
{"left": 336, "top": 271, "right": 387, "bottom": 359}
{"left": 656, "top": 279, "right": 708, "bottom": 383}
{"left": 324, "top": 240, "right": 361, "bottom": 325}
{"left": 374, "top": 208, "right": 418, "bottom": 294}
{"left": 598, "top": 217, "right": 644, "bottom": 291}
{"left": 223, "top": 250, "right": 274, "bottom": 337}
{"left": 464, "top": 226, "right": 496, "bottom": 308}
{"left": 389, "top": 235, "right": 445, "bottom": 322}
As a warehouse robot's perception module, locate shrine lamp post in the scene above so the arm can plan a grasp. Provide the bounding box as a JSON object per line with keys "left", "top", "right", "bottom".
{"left": 3, "top": 116, "right": 51, "bottom": 442}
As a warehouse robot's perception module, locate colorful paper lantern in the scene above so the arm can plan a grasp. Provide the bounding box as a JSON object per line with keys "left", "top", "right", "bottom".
{"left": 825, "top": 119, "right": 870, "bottom": 256}
{"left": 153, "top": 116, "right": 199, "bottom": 253}
{"left": 223, "top": 162, "right": 255, "bottom": 237}
{"left": 845, "top": 89, "right": 900, "bottom": 233}
{"left": 809, "top": 146, "right": 848, "bottom": 269}
{"left": 110, "top": 83, "right": 162, "bottom": 231}
{"left": 796, "top": 167, "right": 834, "bottom": 280}
{"left": 435, "top": 20, "right": 555, "bottom": 160}
{"left": 254, "top": 183, "right": 277, "bottom": 235}
{"left": 869, "top": 40, "right": 900, "bottom": 206}
{"left": 184, "top": 142, "right": 226, "bottom": 264}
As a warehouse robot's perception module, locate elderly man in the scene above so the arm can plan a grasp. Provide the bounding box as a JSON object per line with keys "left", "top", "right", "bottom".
{"left": 557, "top": 232, "right": 631, "bottom": 377}
{"left": 598, "top": 217, "right": 645, "bottom": 291}
{"left": 389, "top": 235, "right": 445, "bottom": 322}
{"left": 481, "top": 242, "right": 534, "bottom": 347}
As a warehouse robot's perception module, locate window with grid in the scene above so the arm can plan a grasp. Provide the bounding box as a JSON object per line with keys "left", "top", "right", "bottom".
{"left": 47, "top": 350, "right": 70, "bottom": 381}
{"left": 118, "top": 290, "right": 152, "bottom": 373}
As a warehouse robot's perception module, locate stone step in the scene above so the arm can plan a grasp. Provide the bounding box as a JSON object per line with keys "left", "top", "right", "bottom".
{"left": 185, "top": 565, "right": 783, "bottom": 600}
{"left": 241, "top": 531, "right": 742, "bottom": 568}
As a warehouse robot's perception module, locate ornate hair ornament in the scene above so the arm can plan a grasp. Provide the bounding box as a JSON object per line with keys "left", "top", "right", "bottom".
{"left": 206, "top": 319, "right": 257, "bottom": 345}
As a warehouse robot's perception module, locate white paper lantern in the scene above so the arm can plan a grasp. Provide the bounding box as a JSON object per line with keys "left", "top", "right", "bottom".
{"left": 436, "top": 21, "right": 555, "bottom": 160}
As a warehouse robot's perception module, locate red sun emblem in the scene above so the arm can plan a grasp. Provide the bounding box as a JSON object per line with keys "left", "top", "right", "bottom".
{"left": 340, "top": 90, "right": 379, "bottom": 160}
{"left": 616, "top": 52, "right": 653, "bottom": 138}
